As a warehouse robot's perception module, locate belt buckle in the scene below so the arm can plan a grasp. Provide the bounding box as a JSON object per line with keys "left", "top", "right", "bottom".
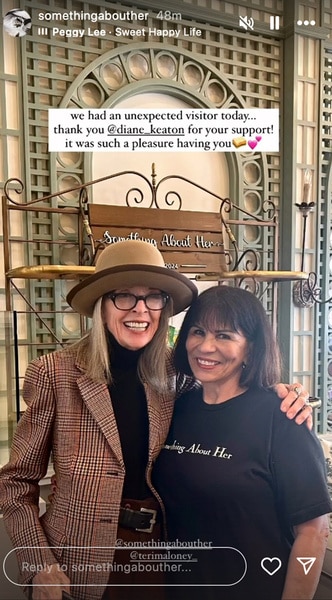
{"left": 136, "top": 507, "right": 157, "bottom": 533}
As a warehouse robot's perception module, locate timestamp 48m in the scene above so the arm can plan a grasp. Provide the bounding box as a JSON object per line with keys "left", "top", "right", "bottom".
{"left": 156, "top": 11, "right": 182, "bottom": 20}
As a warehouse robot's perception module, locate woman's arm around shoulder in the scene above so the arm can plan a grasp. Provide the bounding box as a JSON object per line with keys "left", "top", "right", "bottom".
{"left": 273, "top": 383, "right": 312, "bottom": 428}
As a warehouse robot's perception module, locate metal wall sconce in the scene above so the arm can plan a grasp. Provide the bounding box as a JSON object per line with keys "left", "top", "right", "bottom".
{"left": 293, "top": 169, "right": 331, "bottom": 307}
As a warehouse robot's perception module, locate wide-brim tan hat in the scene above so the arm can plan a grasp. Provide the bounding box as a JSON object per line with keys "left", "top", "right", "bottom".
{"left": 67, "top": 240, "right": 198, "bottom": 317}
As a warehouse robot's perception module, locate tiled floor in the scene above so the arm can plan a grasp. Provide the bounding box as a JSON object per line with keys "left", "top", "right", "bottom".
{"left": 0, "top": 426, "right": 12, "bottom": 466}
{"left": 0, "top": 445, "right": 9, "bottom": 467}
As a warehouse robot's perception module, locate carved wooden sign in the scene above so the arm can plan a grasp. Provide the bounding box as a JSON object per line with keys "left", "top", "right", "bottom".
{"left": 88, "top": 204, "right": 227, "bottom": 274}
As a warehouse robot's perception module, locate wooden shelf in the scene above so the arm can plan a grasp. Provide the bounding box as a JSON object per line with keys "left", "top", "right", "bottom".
{"left": 6, "top": 265, "right": 95, "bottom": 279}
{"left": 195, "top": 270, "right": 309, "bottom": 282}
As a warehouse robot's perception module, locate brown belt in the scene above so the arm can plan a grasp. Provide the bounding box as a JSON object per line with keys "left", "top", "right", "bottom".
{"left": 119, "top": 498, "right": 160, "bottom": 533}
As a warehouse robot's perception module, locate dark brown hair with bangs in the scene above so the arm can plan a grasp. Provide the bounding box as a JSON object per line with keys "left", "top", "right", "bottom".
{"left": 174, "top": 285, "right": 282, "bottom": 389}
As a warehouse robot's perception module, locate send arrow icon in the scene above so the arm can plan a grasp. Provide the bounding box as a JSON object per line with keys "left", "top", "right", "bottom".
{"left": 296, "top": 557, "right": 316, "bottom": 574}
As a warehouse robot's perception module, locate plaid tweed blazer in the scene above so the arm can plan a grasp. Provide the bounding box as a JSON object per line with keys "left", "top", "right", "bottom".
{"left": 0, "top": 342, "right": 177, "bottom": 600}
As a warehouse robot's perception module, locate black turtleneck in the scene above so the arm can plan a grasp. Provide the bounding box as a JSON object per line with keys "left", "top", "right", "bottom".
{"left": 107, "top": 334, "right": 150, "bottom": 499}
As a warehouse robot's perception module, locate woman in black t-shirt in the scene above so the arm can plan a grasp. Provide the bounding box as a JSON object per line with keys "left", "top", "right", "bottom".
{"left": 153, "top": 285, "right": 331, "bottom": 600}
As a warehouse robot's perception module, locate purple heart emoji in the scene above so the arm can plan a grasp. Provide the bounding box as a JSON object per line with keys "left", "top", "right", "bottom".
{"left": 255, "top": 135, "right": 262, "bottom": 142}
{"left": 248, "top": 140, "right": 257, "bottom": 150}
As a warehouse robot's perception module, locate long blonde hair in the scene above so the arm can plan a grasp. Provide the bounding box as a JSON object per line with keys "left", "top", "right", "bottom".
{"left": 76, "top": 296, "right": 173, "bottom": 393}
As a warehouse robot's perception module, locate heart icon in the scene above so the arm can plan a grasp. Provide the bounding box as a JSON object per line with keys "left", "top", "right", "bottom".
{"left": 248, "top": 140, "right": 257, "bottom": 150}
{"left": 261, "top": 557, "right": 282, "bottom": 576}
{"left": 256, "top": 135, "right": 262, "bottom": 142}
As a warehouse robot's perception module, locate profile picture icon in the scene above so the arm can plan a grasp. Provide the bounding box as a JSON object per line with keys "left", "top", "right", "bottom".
{"left": 3, "top": 9, "right": 31, "bottom": 37}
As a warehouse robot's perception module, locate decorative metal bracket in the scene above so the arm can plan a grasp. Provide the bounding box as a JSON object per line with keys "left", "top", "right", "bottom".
{"left": 293, "top": 175, "right": 332, "bottom": 307}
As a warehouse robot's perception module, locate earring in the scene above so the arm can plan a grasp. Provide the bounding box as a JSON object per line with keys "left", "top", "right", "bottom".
{"left": 242, "top": 362, "right": 246, "bottom": 369}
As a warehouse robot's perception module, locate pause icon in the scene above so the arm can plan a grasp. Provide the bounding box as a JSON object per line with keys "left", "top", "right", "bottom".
{"left": 270, "top": 16, "right": 280, "bottom": 30}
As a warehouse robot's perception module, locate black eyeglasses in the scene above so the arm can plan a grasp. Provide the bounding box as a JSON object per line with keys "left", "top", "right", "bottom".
{"left": 106, "top": 292, "right": 169, "bottom": 311}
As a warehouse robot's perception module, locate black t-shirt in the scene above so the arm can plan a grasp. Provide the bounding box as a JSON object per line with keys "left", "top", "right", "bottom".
{"left": 153, "top": 387, "right": 332, "bottom": 599}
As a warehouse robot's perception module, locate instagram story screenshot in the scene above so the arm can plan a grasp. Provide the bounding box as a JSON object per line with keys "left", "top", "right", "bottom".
{"left": 0, "top": 0, "right": 332, "bottom": 599}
